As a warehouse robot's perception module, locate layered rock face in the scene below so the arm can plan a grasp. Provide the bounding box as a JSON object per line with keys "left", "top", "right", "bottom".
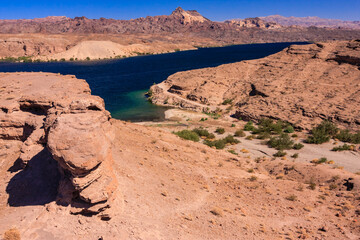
{"left": 0, "top": 72, "right": 118, "bottom": 219}
{"left": 225, "top": 18, "right": 282, "bottom": 29}
{"left": 151, "top": 40, "right": 360, "bottom": 131}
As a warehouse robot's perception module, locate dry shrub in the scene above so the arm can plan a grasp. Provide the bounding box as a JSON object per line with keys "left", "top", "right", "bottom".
{"left": 3, "top": 228, "right": 20, "bottom": 240}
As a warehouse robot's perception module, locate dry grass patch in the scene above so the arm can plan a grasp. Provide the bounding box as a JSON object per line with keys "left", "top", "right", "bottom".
{"left": 210, "top": 207, "right": 224, "bottom": 217}
{"left": 3, "top": 228, "right": 20, "bottom": 240}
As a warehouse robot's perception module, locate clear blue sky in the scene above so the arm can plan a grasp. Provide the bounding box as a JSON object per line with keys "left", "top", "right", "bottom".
{"left": 0, "top": 0, "right": 359, "bottom": 21}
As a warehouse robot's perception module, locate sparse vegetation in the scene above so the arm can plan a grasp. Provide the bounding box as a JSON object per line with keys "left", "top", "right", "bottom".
{"left": 204, "top": 134, "right": 239, "bottom": 149}
{"left": 252, "top": 118, "right": 284, "bottom": 135}
{"left": 268, "top": 133, "right": 294, "bottom": 150}
{"left": 204, "top": 139, "right": 226, "bottom": 149}
{"left": 249, "top": 175, "right": 258, "bottom": 181}
{"left": 335, "top": 130, "right": 360, "bottom": 144}
{"left": 215, "top": 128, "right": 225, "bottom": 134}
{"left": 174, "top": 130, "right": 200, "bottom": 142}
{"left": 244, "top": 121, "right": 255, "bottom": 131}
{"left": 308, "top": 180, "right": 316, "bottom": 190}
{"left": 291, "top": 153, "right": 299, "bottom": 159}
{"left": 331, "top": 144, "right": 353, "bottom": 151}
{"left": 228, "top": 149, "right": 238, "bottom": 155}
{"left": 273, "top": 150, "right": 286, "bottom": 157}
{"left": 284, "top": 125, "right": 295, "bottom": 133}
{"left": 293, "top": 143, "right": 304, "bottom": 150}
{"left": 234, "top": 129, "right": 246, "bottom": 137}
{"left": 223, "top": 135, "right": 240, "bottom": 145}
{"left": 311, "top": 157, "right": 329, "bottom": 165}
{"left": 210, "top": 207, "right": 224, "bottom": 217}
{"left": 222, "top": 99, "right": 233, "bottom": 105}
{"left": 193, "top": 127, "right": 214, "bottom": 139}
{"left": 3, "top": 228, "right": 20, "bottom": 240}
{"left": 306, "top": 120, "right": 338, "bottom": 144}
{"left": 285, "top": 195, "right": 297, "bottom": 201}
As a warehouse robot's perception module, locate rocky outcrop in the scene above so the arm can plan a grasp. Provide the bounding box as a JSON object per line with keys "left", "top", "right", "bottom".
{"left": 151, "top": 40, "right": 360, "bottom": 131}
{"left": 225, "top": 18, "right": 282, "bottom": 29}
{"left": 0, "top": 72, "right": 118, "bottom": 219}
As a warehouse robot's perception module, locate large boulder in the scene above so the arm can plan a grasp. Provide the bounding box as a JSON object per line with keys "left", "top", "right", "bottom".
{"left": 0, "top": 72, "right": 119, "bottom": 219}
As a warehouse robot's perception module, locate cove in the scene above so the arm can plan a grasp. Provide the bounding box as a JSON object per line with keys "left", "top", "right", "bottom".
{"left": 0, "top": 42, "right": 308, "bottom": 121}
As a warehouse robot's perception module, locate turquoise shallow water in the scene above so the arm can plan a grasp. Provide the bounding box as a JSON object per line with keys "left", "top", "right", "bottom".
{"left": 111, "top": 89, "right": 169, "bottom": 121}
{"left": 0, "top": 42, "right": 308, "bottom": 121}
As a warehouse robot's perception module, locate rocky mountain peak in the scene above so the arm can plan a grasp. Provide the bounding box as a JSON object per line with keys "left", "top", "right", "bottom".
{"left": 171, "top": 7, "right": 209, "bottom": 24}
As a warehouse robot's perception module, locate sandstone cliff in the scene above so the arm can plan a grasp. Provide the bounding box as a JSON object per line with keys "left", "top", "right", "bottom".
{"left": 0, "top": 72, "right": 118, "bottom": 219}
{"left": 151, "top": 40, "right": 360, "bottom": 131}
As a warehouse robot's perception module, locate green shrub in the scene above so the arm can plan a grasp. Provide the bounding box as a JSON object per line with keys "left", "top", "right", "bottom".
{"left": 174, "top": 130, "right": 199, "bottom": 142}
{"left": 224, "top": 135, "right": 240, "bottom": 145}
{"left": 306, "top": 120, "right": 338, "bottom": 144}
{"left": 234, "top": 129, "right": 246, "bottom": 137}
{"left": 256, "top": 132, "right": 271, "bottom": 140}
{"left": 293, "top": 143, "right": 304, "bottom": 150}
{"left": 335, "top": 130, "right": 360, "bottom": 144}
{"left": 244, "top": 121, "right": 255, "bottom": 131}
{"left": 284, "top": 125, "right": 295, "bottom": 133}
{"left": 291, "top": 134, "right": 298, "bottom": 138}
{"left": 228, "top": 150, "right": 238, "bottom": 155}
{"left": 231, "top": 124, "right": 236, "bottom": 127}
{"left": 268, "top": 133, "right": 294, "bottom": 150}
{"left": 273, "top": 150, "right": 287, "bottom": 157}
{"left": 252, "top": 118, "right": 283, "bottom": 135}
{"left": 332, "top": 144, "right": 352, "bottom": 151}
{"left": 204, "top": 139, "right": 226, "bottom": 149}
{"left": 222, "top": 99, "right": 233, "bottom": 105}
{"left": 291, "top": 153, "right": 299, "bottom": 158}
{"left": 193, "top": 127, "right": 211, "bottom": 138}
{"left": 215, "top": 128, "right": 225, "bottom": 134}
{"left": 317, "top": 157, "right": 328, "bottom": 164}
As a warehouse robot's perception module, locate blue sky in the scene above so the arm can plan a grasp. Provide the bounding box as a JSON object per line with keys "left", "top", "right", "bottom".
{"left": 0, "top": 0, "right": 359, "bottom": 21}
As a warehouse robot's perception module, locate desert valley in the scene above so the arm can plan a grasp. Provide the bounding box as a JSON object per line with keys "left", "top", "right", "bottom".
{"left": 0, "top": 4, "right": 359, "bottom": 240}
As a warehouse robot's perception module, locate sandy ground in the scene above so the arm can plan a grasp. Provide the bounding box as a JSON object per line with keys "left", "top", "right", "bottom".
{"left": 37, "top": 40, "right": 196, "bottom": 61}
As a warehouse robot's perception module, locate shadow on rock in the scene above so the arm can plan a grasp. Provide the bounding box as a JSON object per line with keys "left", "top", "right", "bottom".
{"left": 6, "top": 147, "right": 60, "bottom": 206}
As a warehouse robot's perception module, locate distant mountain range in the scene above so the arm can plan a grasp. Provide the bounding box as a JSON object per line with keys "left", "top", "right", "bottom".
{"left": 260, "top": 15, "right": 360, "bottom": 29}
{"left": 1, "top": 7, "right": 360, "bottom": 60}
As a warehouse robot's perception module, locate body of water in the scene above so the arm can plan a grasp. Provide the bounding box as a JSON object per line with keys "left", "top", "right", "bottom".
{"left": 0, "top": 42, "right": 307, "bottom": 121}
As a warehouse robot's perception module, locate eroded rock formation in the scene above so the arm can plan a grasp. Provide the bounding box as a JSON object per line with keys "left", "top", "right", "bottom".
{"left": 0, "top": 72, "right": 118, "bottom": 219}
{"left": 151, "top": 40, "right": 360, "bottom": 131}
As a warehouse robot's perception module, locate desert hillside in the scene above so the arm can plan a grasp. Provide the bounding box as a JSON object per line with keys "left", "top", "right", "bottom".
{"left": 0, "top": 72, "right": 359, "bottom": 239}
{"left": 150, "top": 40, "right": 360, "bottom": 131}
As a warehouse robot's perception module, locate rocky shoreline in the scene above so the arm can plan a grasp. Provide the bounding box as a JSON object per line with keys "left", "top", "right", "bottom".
{"left": 150, "top": 40, "right": 360, "bottom": 131}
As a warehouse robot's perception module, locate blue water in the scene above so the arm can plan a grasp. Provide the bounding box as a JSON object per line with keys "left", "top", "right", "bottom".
{"left": 0, "top": 42, "right": 308, "bottom": 121}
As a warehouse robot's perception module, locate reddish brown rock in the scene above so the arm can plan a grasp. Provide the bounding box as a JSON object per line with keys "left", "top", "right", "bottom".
{"left": 0, "top": 72, "right": 118, "bottom": 217}
{"left": 151, "top": 40, "right": 360, "bottom": 131}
